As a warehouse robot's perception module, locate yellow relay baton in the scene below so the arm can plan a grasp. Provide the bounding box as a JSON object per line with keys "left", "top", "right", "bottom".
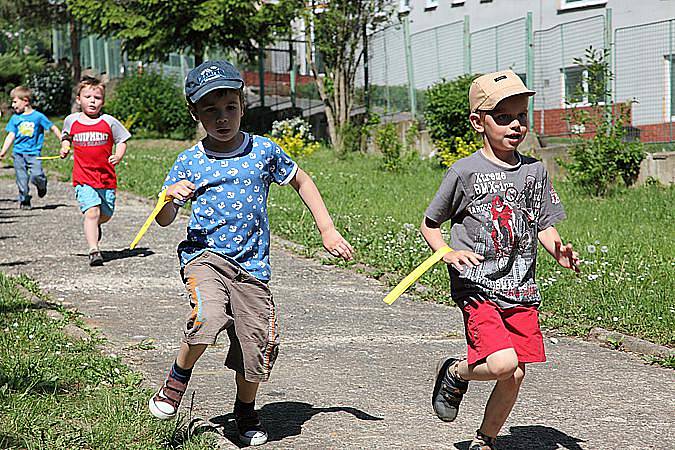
{"left": 129, "top": 190, "right": 174, "bottom": 249}
{"left": 37, "top": 155, "right": 62, "bottom": 160}
{"left": 383, "top": 245, "right": 453, "bottom": 305}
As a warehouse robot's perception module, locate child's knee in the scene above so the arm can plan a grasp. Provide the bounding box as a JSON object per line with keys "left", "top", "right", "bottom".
{"left": 486, "top": 350, "right": 519, "bottom": 380}
{"left": 84, "top": 206, "right": 101, "bottom": 220}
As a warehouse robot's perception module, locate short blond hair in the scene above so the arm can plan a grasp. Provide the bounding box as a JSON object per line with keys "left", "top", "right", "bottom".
{"left": 76, "top": 75, "right": 106, "bottom": 97}
{"left": 10, "top": 86, "right": 32, "bottom": 103}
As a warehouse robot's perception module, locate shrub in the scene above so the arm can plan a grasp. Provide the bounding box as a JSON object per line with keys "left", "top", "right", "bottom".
{"left": 561, "top": 47, "right": 645, "bottom": 196}
{"left": 0, "top": 53, "right": 45, "bottom": 96}
{"left": 26, "top": 65, "right": 72, "bottom": 116}
{"left": 437, "top": 135, "right": 481, "bottom": 168}
{"left": 268, "top": 116, "right": 320, "bottom": 158}
{"left": 375, "top": 122, "right": 402, "bottom": 171}
{"left": 105, "top": 71, "right": 194, "bottom": 140}
{"left": 423, "top": 74, "right": 479, "bottom": 164}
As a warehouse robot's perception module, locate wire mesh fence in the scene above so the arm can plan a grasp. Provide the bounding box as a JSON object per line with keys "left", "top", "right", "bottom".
{"left": 49, "top": 11, "right": 674, "bottom": 142}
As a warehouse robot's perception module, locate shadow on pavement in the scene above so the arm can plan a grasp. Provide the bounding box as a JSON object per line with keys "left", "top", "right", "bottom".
{"left": 102, "top": 248, "right": 155, "bottom": 262}
{"left": 0, "top": 260, "right": 30, "bottom": 267}
{"left": 454, "top": 425, "right": 585, "bottom": 450}
{"left": 31, "top": 203, "right": 70, "bottom": 210}
{"left": 177, "top": 401, "right": 383, "bottom": 448}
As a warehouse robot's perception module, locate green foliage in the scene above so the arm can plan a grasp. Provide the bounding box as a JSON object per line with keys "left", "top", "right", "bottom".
{"left": 375, "top": 122, "right": 402, "bottom": 171}
{"left": 562, "top": 47, "right": 645, "bottom": 196}
{"left": 268, "top": 117, "right": 320, "bottom": 158}
{"left": 105, "top": 71, "right": 194, "bottom": 140}
{"left": 0, "top": 53, "right": 46, "bottom": 95}
{"left": 26, "top": 65, "right": 72, "bottom": 116}
{"left": 67, "top": 0, "right": 302, "bottom": 63}
{"left": 424, "top": 74, "right": 479, "bottom": 164}
{"left": 437, "top": 135, "right": 481, "bottom": 168}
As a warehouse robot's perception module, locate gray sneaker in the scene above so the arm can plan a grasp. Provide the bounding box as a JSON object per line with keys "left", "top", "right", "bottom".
{"left": 88, "top": 250, "right": 104, "bottom": 267}
{"left": 432, "top": 356, "right": 468, "bottom": 422}
{"left": 469, "top": 429, "right": 497, "bottom": 450}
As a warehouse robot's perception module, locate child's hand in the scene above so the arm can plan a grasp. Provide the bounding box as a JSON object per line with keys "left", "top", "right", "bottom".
{"left": 321, "top": 227, "right": 354, "bottom": 261}
{"left": 108, "top": 154, "right": 123, "bottom": 166}
{"left": 442, "top": 250, "right": 484, "bottom": 272}
{"left": 555, "top": 241, "right": 580, "bottom": 272}
{"left": 59, "top": 144, "right": 70, "bottom": 159}
{"left": 165, "top": 180, "right": 196, "bottom": 203}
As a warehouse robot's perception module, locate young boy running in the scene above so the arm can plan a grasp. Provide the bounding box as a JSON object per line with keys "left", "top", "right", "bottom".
{"left": 60, "top": 76, "right": 131, "bottom": 266}
{"left": 421, "top": 70, "right": 580, "bottom": 450}
{"left": 148, "top": 60, "right": 353, "bottom": 446}
{"left": 0, "top": 86, "right": 61, "bottom": 209}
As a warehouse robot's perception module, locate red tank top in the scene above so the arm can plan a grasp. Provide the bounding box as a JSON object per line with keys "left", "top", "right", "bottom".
{"left": 70, "top": 119, "right": 117, "bottom": 188}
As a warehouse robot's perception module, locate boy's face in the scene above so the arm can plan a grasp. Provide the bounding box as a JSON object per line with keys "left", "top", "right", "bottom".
{"left": 77, "top": 86, "right": 105, "bottom": 117}
{"left": 11, "top": 97, "right": 29, "bottom": 114}
{"left": 191, "top": 89, "right": 244, "bottom": 147}
{"left": 470, "top": 94, "right": 529, "bottom": 153}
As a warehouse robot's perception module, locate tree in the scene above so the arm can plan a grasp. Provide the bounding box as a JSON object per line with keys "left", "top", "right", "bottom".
{"left": 66, "top": 0, "right": 302, "bottom": 65}
{"left": 0, "top": 0, "right": 82, "bottom": 83}
{"left": 304, "top": 1, "right": 392, "bottom": 150}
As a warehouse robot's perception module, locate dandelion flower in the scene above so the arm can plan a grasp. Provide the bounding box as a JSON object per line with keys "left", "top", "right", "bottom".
{"left": 587, "top": 245, "right": 596, "bottom": 253}
{"left": 587, "top": 274, "right": 599, "bottom": 281}
{"left": 600, "top": 246, "right": 608, "bottom": 253}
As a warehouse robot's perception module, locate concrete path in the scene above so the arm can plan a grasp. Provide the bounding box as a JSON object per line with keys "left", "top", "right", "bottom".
{"left": 0, "top": 169, "right": 672, "bottom": 449}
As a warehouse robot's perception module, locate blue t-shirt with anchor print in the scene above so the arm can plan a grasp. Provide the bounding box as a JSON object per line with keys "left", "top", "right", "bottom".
{"left": 162, "top": 132, "right": 298, "bottom": 281}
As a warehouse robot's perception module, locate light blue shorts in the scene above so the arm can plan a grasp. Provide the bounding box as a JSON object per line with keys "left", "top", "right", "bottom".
{"left": 75, "top": 184, "right": 116, "bottom": 217}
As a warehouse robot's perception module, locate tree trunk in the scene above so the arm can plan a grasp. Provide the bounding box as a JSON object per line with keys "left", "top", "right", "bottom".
{"left": 193, "top": 42, "right": 204, "bottom": 66}
{"left": 69, "top": 15, "right": 81, "bottom": 84}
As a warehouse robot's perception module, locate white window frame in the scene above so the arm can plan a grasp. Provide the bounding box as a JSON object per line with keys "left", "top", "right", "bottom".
{"left": 558, "top": 0, "right": 607, "bottom": 11}
{"left": 666, "top": 55, "right": 675, "bottom": 121}
{"left": 561, "top": 66, "right": 606, "bottom": 108}
{"left": 425, "top": 0, "right": 439, "bottom": 10}
{"left": 399, "top": 0, "right": 411, "bottom": 13}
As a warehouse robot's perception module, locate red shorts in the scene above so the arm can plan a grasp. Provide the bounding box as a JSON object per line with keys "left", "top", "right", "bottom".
{"left": 461, "top": 297, "right": 545, "bottom": 365}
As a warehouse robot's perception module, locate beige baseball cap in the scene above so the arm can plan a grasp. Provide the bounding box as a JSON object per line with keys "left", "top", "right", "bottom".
{"left": 469, "top": 70, "right": 535, "bottom": 112}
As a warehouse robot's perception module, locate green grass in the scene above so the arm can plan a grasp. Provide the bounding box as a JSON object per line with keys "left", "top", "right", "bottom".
{"left": 0, "top": 274, "right": 215, "bottom": 449}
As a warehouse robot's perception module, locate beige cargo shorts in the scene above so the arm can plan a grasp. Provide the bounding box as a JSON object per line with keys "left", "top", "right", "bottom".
{"left": 181, "top": 251, "right": 280, "bottom": 382}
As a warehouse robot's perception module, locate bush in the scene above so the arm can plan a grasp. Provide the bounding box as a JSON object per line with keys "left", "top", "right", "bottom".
{"left": 268, "top": 116, "right": 320, "bottom": 158}
{"left": 437, "top": 135, "right": 481, "bottom": 168}
{"left": 26, "top": 65, "right": 72, "bottom": 116}
{"left": 105, "top": 71, "right": 194, "bottom": 140}
{"left": 0, "top": 53, "right": 46, "bottom": 96}
{"left": 561, "top": 47, "right": 645, "bottom": 196}
{"left": 424, "top": 74, "right": 479, "bottom": 164}
{"left": 375, "top": 122, "right": 402, "bottom": 171}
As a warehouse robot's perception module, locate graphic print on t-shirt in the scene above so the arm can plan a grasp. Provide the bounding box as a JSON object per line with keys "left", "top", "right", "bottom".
{"left": 17, "top": 121, "right": 35, "bottom": 137}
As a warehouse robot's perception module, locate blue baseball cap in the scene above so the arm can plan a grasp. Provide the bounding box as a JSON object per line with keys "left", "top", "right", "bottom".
{"left": 184, "top": 60, "right": 244, "bottom": 103}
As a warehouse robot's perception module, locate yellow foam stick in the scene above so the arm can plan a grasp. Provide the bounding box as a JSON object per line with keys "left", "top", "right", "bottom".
{"left": 37, "top": 155, "right": 62, "bottom": 160}
{"left": 383, "top": 245, "right": 453, "bottom": 305}
{"left": 129, "top": 191, "right": 172, "bottom": 249}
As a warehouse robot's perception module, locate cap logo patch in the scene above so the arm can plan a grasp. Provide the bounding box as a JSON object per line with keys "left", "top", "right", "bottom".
{"left": 494, "top": 75, "right": 507, "bottom": 82}
{"left": 198, "top": 66, "right": 227, "bottom": 84}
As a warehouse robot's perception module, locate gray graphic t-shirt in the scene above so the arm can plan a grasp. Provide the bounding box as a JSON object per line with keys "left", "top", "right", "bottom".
{"left": 425, "top": 150, "right": 566, "bottom": 309}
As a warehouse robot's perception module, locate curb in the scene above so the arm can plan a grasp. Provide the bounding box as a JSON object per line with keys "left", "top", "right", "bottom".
{"left": 588, "top": 327, "right": 674, "bottom": 359}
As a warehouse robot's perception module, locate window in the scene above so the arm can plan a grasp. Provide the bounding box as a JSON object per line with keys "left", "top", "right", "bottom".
{"left": 399, "top": 0, "right": 410, "bottom": 13}
{"left": 562, "top": 66, "right": 605, "bottom": 106}
{"left": 558, "top": 0, "right": 607, "bottom": 11}
{"left": 425, "top": 0, "right": 439, "bottom": 9}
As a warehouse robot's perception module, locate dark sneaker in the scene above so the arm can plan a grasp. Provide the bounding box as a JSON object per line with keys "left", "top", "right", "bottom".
{"left": 432, "top": 356, "right": 468, "bottom": 422}
{"left": 469, "top": 429, "right": 498, "bottom": 450}
{"left": 236, "top": 411, "right": 268, "bottom": 446}
{"left": 148, "top": 374, "right": 188, "bottom": 420}
{"left": 88, "top": 250, "right": 104, "bottom": 267}
{"left": 37, "top": 183, "right": 47, "bottom": 198}
{"left": 19, "top": 202, "right": 31, "bottom": 210}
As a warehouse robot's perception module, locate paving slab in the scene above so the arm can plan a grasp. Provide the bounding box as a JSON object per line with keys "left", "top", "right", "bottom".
{"left": 0, "top": 169, "right": 672, "bottom": 449}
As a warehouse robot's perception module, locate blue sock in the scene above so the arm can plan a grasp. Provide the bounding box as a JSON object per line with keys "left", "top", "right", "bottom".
{"left": 170, "top": 361, "right": 192, "bottom": 383}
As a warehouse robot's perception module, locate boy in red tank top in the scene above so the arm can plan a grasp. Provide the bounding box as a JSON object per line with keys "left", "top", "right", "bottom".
{"left": 60, "top": 76, "right": 131, "bottom": 266}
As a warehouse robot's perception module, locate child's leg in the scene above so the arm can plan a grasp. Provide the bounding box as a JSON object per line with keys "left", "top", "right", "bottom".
{"left": 13, "top": 154, "right": 30, "bottom": 205}
{"left": 83, "top": 206, "right": 101, "bottom": 250}
{"left": 477, "top": 362, "right": 526, "bottom": 438}
{"left": 456, "top": 347, "right": 519, "bottom": 381}
{"left": 235, "top": 373, "right": 260, "bottom": 403}
{"left": 26, "top": 155, "right": 47, "bottom": 197}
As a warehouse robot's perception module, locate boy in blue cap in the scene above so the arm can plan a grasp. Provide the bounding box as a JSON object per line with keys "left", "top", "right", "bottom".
{"left": 0, "top": 86, "right": 61, "bottom": 209}
{"left": 148, "top": 60, "right": 353, "bottom": 446}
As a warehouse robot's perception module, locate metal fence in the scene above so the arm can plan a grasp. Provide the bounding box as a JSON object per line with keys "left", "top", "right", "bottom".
{"left": 51, "top": 10, "right": 675, "bottom": 143}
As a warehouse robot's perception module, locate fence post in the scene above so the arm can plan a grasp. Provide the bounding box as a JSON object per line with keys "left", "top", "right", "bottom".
{"left": 670, "top": 19, "right": 673, "bottom": 142}
{"left": 258, "top": 47, "right": 265, "bottom": 108}
{"left": 526, "top": 12, "right": 534, "bottom": 130}
{"left": 363, "top": 21, "right": 370, "bottom": 116}
{"left": 464, "top": 15, "right": 471, "bottom": 74}
{"left": 289, "top": 38, "right": 296, "bottom": 110}
{"left": 604, "top": 8, "right": 613, "bottom": 111}
{"left": 89, "top": 35, "right": 96, "bottom": 72}
{"left": 402, "top": 13, "right": 417, "bottom": 119}
{"left": 103, "top": 40, "right": 110, "bottom": 77}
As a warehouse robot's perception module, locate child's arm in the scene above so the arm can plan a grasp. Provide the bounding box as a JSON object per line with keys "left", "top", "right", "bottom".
{"left": 49, "top": 125, "right": 61, "bottom": 142}
{"left": 60, "top": 134, "right": 71, "bottom": 158}
{"left": 0, "top": 132, "right": 15, "bottom": 159}
{"left": 289, "top": 168, "right": 353, "bottom": 261}
{"left": 155, "top": 180, "right": 195, "bottom": 227}
{"left": 538, "top": 226, "right": 580, "bottom": 272}
{"left": 420, "top": 217, "right": 483, "bottom": 271}
{"left": 108, "top": 142, "right": 127, "bottom": 166}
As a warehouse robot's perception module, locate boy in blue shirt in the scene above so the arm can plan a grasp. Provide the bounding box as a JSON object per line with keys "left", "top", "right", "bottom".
{"left": 0, "top": 86, "right": 61, "bottom": 209}
{"left": 148, "top": 61, "right": 353, "bottom": 446}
